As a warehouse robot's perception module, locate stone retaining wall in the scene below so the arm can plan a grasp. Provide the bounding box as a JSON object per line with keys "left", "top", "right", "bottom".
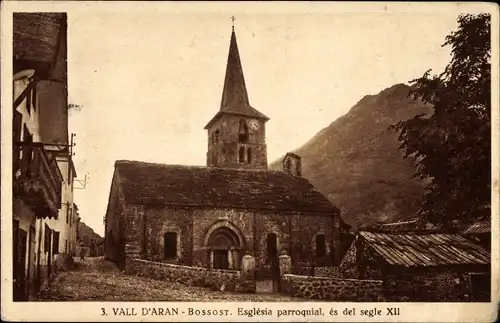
{"left": 281, "top": 274, "right": 384, "bottom": 301}
{"left": 130, "top": 259, "right": 248, "bottom": 292}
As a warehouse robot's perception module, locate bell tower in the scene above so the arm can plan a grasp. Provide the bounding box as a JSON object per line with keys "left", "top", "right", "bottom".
{"left": 204, "top": 22, "right": 269, "bottom": 170}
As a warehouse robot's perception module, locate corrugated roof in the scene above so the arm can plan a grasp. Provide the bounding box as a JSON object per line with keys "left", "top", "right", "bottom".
{"left": 372, "top": 219, "right": 439, "bottom": 232}
{"left": 462, "top": 220, "right": 491, "bottom": 235}
{"left": 115, "top": 160, "right": 337, "bottom": 214}
{"left": 359, "top": 231, "right": 490, "bottom": 267}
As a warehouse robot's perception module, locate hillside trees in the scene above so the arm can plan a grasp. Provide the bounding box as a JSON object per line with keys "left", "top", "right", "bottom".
{"left": 391, "top": 14, "right": 491, "bottom": 228}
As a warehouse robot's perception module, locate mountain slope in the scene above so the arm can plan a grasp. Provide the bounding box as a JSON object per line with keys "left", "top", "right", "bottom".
{"left": 78, "top": 221, "right": 102, "bottom": 245}
{"left": 270, "top": 83, "right": 431, "bottom": 228}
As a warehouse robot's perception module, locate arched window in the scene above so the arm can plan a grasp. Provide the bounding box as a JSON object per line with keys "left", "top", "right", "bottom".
{"left": 267, "top": 233, "right": 278, "bottom": 264}
{"left": 238, "top": 146, "right": 245, "bottom": 163}
{"left": 285, "top": 157, "right": 292, "bottom": 172}
{"left": 238, "top": 120, "right": 249, "bottom": 143}
{"left": 212, "top": 152, "right": 218, "bottom": 166}
{"left": 215, "top": 129, "right": 220, "bottom": 143}
{"left": 247, "top": 148, "right": 252, "bottom": 164}
{"left": 315, "top": 234, "right": 326, "bottom": 257}
{"left": 164, "top": 232, "right": 177, "bottom": 260}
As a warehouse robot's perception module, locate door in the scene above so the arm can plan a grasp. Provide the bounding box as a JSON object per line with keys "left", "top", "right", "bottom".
{"left": 28, "top": 226, "right": 35, "bottom": 296}
{"left": 267, "top": 233, "right": 280, "bottom": 291}
{"left": 53, "top": 231, "right": 60, "bottom": 255}
{"left": 19, "top": 230, "right": 28, "bottom": 299}
{"left": 213, "top": 250, "right": 229, "bottom": 269}
{"left": 13, "top": 220, "right": 20, "bottom": 301}
{"left": 44, "top": 225, "right": 52, "bottom": 277}
{"left": 13, "top": 222, "right": 28, "bottom": 301}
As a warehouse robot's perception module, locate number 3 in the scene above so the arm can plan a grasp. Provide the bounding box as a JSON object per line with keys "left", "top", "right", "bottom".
{"left": 101, "top": 308, "right": 107, "bottom": 316}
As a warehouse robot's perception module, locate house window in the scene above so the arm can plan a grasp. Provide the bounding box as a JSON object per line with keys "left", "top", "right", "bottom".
{"left": 316, "top": 234, "right": 326, "bottom": 257}
{"left": 26, "top": 84, "right": 32, "bottom": 115}
{"left": 31, "top": 84, "right": 37, "bottom": 112}
{"left": 247, "top": 148, "right": 252, "bottom": 164}
{"left": 164, "top": 232, "right": 177, "bottom": 260}
{"left": 238, "top": 147, "right": 245, "bottom": 163}
{"left": 22, "top": 125, "right": 33, "bottom": 174}
{"left": 238, "top": 120, "right": 249, "bottom": 143}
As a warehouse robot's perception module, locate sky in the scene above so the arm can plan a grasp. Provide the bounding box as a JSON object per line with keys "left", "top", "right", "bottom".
{"left": 66, "top": 5, "right": 474, "bottom": 236}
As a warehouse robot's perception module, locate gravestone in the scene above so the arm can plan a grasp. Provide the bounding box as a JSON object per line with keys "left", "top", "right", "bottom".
{"left": 240, "top": 253, "right": 256, "bottom": 293}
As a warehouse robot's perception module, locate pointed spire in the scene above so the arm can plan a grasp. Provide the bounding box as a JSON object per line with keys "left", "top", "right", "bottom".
{"left": 219, "top": 24, "right": 251, "bottom": 112}
{"left": 205, "top": 21, "right": 269, "bottom": 130}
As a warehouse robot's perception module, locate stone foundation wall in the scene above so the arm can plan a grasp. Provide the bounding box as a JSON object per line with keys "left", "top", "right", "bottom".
{"left": 314, "top": 266, "right": 341, "bottom": 277}
{"left": 130, "top": 259, "right": 248, "bottom": 292}
{"left": 386, "top": 270, "right": 471, "bottom": 302}
{"left": 281, "top": 274, "right": 384, "bottom": 301}
{"left": 293, "top": 261, "right": 315, "bottom": 276}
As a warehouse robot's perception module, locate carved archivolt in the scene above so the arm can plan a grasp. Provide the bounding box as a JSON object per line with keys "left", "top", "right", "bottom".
{"left": 203, "top": 220, "right": 246, "bottom": 250}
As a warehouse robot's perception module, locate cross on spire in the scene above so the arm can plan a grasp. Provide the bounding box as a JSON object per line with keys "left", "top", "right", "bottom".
{"left": 231, "top": 16, "right": 235, "bottom": 31}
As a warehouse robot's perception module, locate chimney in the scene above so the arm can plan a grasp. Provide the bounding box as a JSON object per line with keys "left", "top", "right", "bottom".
{"left": 282, "top": 152, "right": 302, "bottom": 176}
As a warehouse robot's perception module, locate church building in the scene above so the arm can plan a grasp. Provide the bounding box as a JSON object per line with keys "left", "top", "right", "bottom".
{"left": 104, "top": 26, "right": 345, "bottom": 278}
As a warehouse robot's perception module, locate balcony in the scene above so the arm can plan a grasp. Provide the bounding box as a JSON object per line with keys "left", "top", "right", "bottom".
{"left": 13, "top": 142, "right": 63, "bottom": 219}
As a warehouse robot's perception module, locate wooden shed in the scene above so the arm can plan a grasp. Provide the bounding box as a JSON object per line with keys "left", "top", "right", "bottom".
{"left": 343, "top": 230, "right": 491, "bottom": 301}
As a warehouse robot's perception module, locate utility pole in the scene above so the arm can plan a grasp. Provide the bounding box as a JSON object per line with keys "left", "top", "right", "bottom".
{"left": 68, "top": 133, "right": 76, "bottom": 182}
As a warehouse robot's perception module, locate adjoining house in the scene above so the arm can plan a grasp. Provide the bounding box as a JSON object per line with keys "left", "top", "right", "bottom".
{"left": 332, "top": 230, "right": 490, "bottom": 301}
{"left": 13, "top": 13, "right": 78, "bottom": 301}
{"left": 104, "top": 27, "right": 350, "bottom": 282}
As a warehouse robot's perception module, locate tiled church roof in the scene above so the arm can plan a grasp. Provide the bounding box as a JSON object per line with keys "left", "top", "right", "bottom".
{"left": 115, "top": 160, "right": 337, "bottom": 214}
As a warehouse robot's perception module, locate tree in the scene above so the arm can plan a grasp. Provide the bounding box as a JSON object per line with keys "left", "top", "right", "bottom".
{"left": 391, "top": 14, "right": 491, "bottom": 229}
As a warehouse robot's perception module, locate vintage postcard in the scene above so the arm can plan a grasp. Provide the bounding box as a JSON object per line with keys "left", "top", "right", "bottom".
{"left": 1, "top": 1, "right": 499, "bottom": 322}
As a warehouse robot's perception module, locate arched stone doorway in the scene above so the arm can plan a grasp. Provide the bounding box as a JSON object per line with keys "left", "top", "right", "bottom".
{"left": 204, "top": 222, "right": 244, "bottom": 270}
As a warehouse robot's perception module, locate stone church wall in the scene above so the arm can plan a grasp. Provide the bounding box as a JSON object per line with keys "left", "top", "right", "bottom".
{"left": 114, "top": 200, "right": 338, "bottom": 278}
{"left": 143, "top": 207, "right": 194, "bottom": 265}
{"left": 253, "top": 212, "right": 335, "bottom": 279}
{"left": 289, "top": 213, "right": 336, "bottom": 275}
{"left": 253, "top": 212, "right": 289, "bottom": 279}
